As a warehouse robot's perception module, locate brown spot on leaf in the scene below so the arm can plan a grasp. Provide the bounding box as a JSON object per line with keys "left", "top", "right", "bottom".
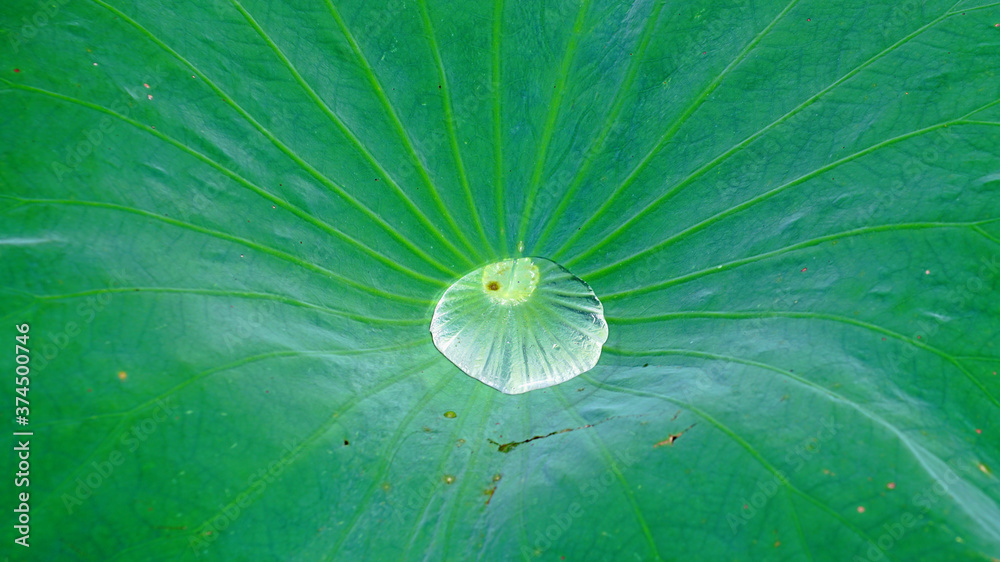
{"left": 488, "top": 414, "right": 648, "bottom": 453}
{"left": 654, "top": 423, "right": 697, "bottom": 448}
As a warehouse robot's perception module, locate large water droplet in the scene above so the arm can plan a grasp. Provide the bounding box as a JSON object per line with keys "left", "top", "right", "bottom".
{"left": 429, "top": 256, "right": 608, "bottom": 394}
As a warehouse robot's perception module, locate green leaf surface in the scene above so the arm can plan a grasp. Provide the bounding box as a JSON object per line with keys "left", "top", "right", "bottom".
{"left": 2, "top": 0, "right": 1000, "bottom": 560}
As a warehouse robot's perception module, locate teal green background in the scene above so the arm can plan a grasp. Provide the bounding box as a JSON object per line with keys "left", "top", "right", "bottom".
{"left": 2, "top": 0, "right": 1000, "bottom": 560}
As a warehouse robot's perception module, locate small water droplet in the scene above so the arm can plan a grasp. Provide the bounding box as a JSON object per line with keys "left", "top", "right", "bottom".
{"left": 443, "top": 474, "right": 456, "bottom": 484}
